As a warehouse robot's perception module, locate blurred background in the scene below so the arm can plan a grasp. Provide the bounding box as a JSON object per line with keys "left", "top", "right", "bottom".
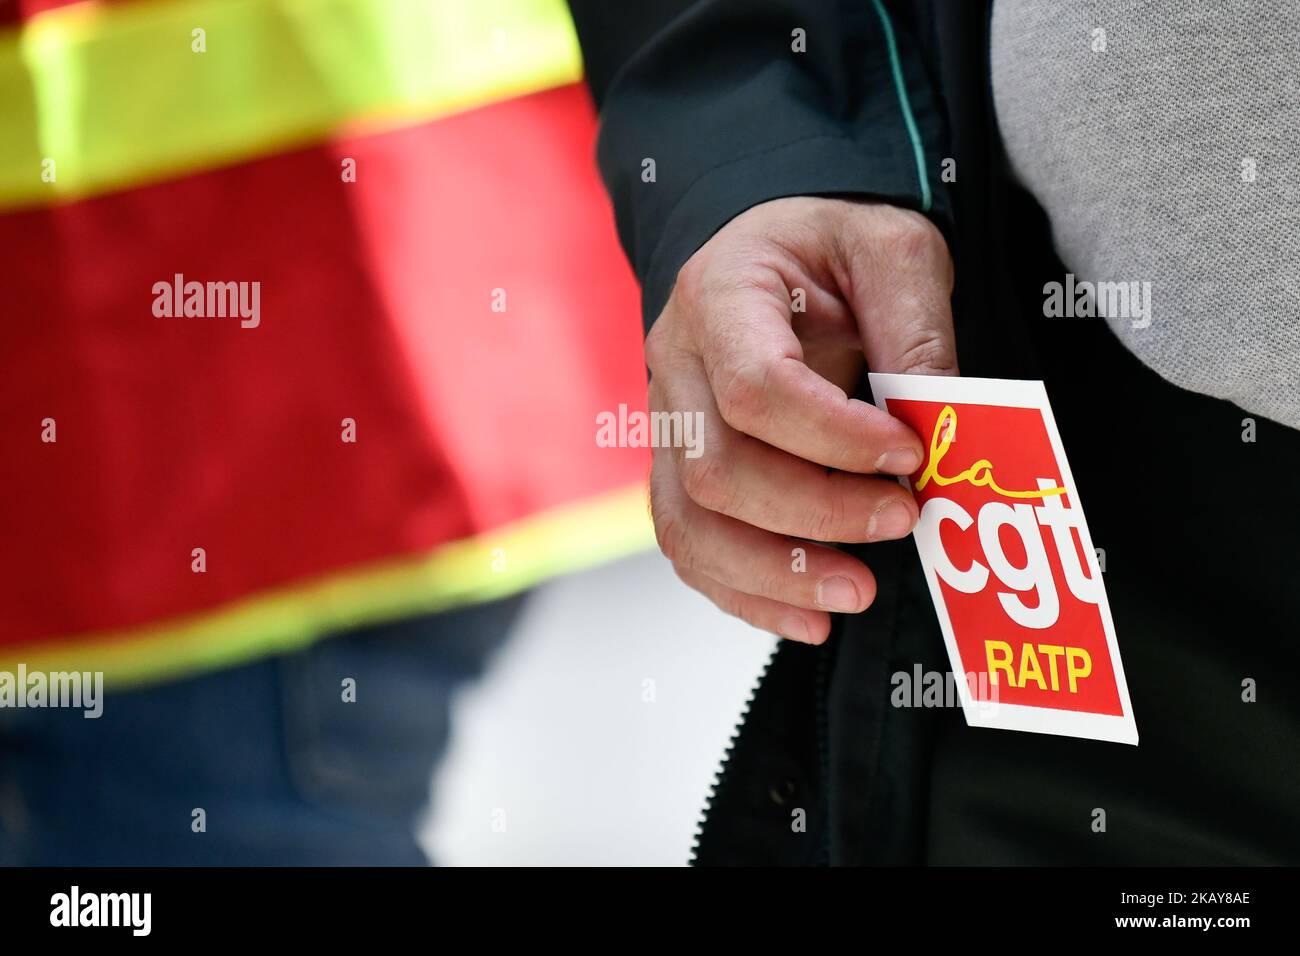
{"left": 424, "top": 552, "right": 773, "bottom": 866}
{"left": 0, "top": 0, "right": 772, "bottom": 865}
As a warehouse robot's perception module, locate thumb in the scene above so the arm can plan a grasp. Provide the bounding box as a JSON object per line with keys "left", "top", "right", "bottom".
{"left": 838, "top": 205, "right": 958, "bottom": 377}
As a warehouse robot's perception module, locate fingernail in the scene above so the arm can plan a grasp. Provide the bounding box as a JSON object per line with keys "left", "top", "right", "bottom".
{"left": 777, "top": 616, "right": 810, "bottom": 643}
{"left": 815, "top": 575, "right": 861, "bottom": 612}
{"left": 874, "top": 448, "right": 921, "bottom": 474}
{"left": 868, "top": 500, "right": 915, "bottom": 540}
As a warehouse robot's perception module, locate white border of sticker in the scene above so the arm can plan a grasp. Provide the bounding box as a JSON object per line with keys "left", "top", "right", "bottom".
{"left": 868, "top": 373, "right": 1138, "bottom": 746}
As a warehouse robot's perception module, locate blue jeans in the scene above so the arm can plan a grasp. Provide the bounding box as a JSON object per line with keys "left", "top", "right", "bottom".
{"left": 0, "top": 595, "right": 524, "bottom": 865}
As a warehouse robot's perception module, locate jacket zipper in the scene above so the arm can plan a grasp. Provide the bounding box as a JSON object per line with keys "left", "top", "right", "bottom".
{"left": 687, "top": 643, "right": 780, "bottom": 865}
{"left": 687, "top": 637, "right": 836, "bottom": 865}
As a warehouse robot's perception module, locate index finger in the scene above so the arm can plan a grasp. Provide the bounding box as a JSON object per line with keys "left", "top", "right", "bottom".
{"left": 698, "top": 279, "right": 925, "bottom": 475}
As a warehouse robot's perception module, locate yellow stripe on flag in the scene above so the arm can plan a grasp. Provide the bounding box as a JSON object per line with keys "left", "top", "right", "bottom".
{"left": 0, "top": 0, "right": 583, "bottom": 210}
{"left": 0, "top": 483, "right": 654, "bottom": 689}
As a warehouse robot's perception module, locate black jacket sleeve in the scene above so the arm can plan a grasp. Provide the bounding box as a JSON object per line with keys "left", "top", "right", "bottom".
{"left": 567, "top": 0, "right": 951, "bottom": 331}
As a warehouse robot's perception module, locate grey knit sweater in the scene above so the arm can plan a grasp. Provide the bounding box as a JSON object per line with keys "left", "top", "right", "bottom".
{"left": 991, "top": 0, "right": 1300, "bottom": 430}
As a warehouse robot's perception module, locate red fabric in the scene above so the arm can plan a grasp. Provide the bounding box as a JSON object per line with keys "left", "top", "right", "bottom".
{"left": 0, "top": 83, "right": 649, "bottom": 645}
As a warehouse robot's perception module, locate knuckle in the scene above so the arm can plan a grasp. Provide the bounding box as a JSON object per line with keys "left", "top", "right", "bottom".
{"left": 644, "top": 322, "right": 671, "bottom": 375}
{"left": 754, "top": 568, "right": 796, "bottom": 604}
{"left": 820, "top": 478, "right": 850, "bottom": 540}
{"left": 677, "top": 452, "right": 733, "bottom": 512}
{"left": 792, "top": 475, "right": 847, "bottom": 543}
{"left": 712, "top": 359, "right": 771, "bottom": 432}
{"left": 804, "top": 504, "right": 840, "bottom": 543}
{"left": 895, "top": 326, "right": 957, "bottom": 375}
{"left": 673, "top": 251, "right": 711, "bottom": 307}
{"left": 881, "top": 210, "right": 941, "bottom": 261}
{"left": 653, "top": 510, "right": 692, "bottom": 566}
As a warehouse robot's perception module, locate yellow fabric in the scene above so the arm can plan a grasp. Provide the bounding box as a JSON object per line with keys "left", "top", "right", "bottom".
{"left": 0, "top": 0, "right": 583, "bottom": 210}
{"left": 0, "top": 484, "right": 654, "bottom": 688}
